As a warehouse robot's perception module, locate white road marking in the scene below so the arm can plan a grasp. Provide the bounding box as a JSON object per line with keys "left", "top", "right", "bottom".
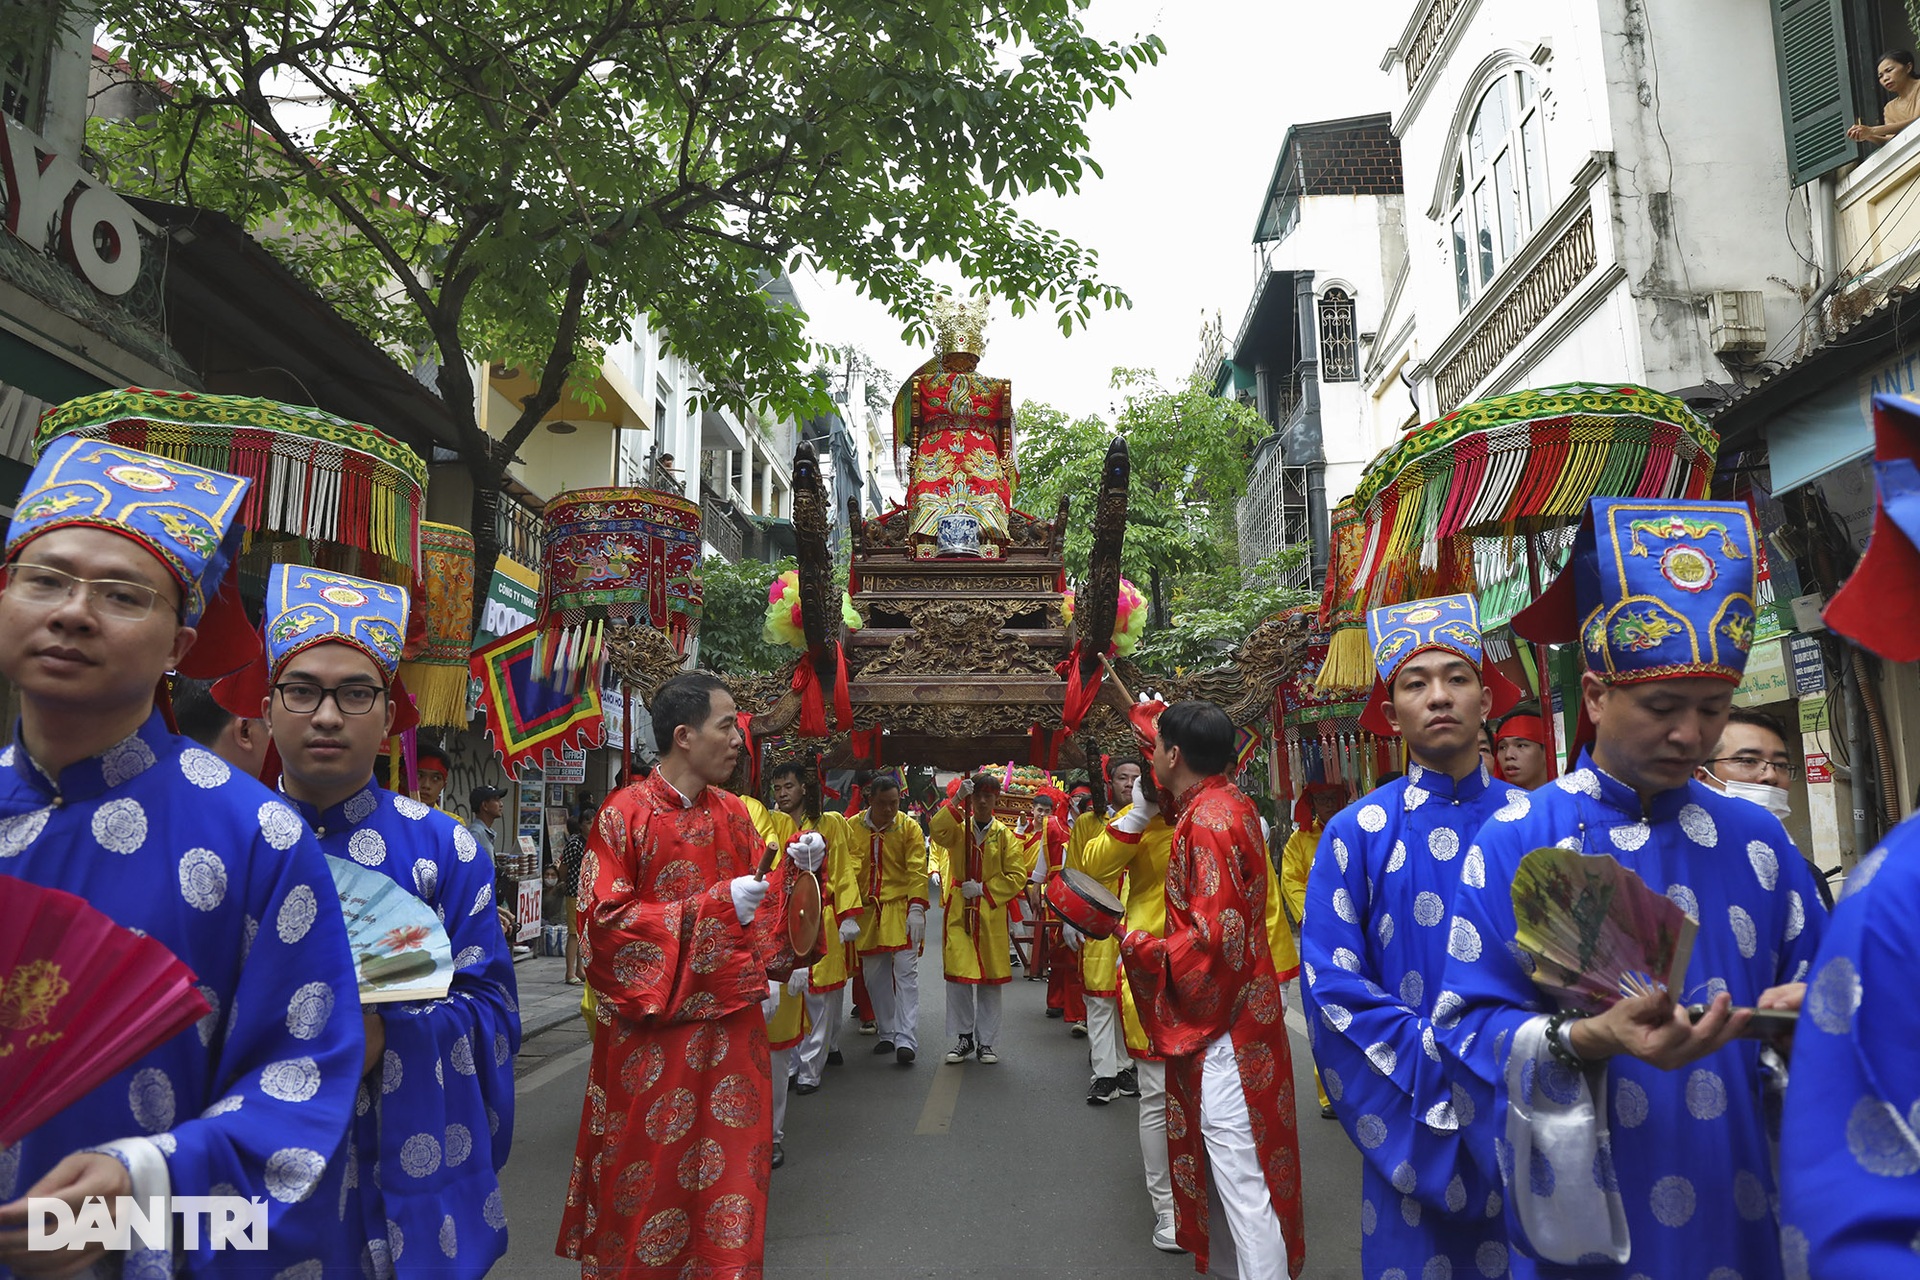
{"left": 915, "top": 1060, "right": 966, "bottom": 1135}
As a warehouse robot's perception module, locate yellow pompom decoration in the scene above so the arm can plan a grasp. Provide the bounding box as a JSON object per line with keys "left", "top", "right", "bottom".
{"left": 763, "top": 569, "right": 864, "bottom": 650}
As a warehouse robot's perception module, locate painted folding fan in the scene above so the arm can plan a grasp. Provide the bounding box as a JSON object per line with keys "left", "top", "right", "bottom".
{"left": 328, "top": 856, "right": 454, "bottom": 1004}
{"left": 1, "top": 875, "right": 211, "bottom": 1146}
{"left": 1511, "top": 847, "right": 1698, "bottom": 1014}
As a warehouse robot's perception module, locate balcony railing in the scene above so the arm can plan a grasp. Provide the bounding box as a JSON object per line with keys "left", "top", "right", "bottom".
{"left": 1403, "top": 0, "right": 1471, "bottom": 91}
{"left": 700, "top": 480, "right": 752, "bottom": 561}
{"left": 1434, "top": 206, "right": 1597, "bottom": 412}
{"left": 495, "top": 496, "right": 543, "bottom": 568}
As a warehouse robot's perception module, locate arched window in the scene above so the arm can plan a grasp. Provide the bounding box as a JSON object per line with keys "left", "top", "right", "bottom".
{"left": 1318, "top": 287, "right": 1357, "bottom": 382}
{"left": 1448, "top": 68, "right": 1550, "bottom": 310}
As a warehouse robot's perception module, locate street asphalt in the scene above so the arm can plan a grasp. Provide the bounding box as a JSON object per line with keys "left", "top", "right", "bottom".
{"left": 501, "top": 926, "right": 1365, "bottom": 1278}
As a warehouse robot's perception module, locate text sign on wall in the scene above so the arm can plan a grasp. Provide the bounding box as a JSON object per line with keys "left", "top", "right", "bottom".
{"left": 0, "top": 117, "right": 147, "bottom": 296}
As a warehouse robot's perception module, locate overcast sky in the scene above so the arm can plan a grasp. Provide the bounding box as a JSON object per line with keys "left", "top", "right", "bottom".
{"left": 796, "top": 4, "right": 1405, "bottom": 423}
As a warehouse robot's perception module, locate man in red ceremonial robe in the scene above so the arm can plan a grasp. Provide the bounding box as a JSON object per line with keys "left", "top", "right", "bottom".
{"left": 557, "top": 672, "right": 816, "bottom": 1278}
{"left": 1122, "top": 699, "right": 1306, "bottom": 1280}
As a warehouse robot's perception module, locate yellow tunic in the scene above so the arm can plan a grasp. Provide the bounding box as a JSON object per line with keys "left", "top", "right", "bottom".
{"left": 1279, "top": 823, "right": 1321, "bottom": 926}
{"left": 852, "top": 812, "right": 930, "bottom": 953}
{"left": 1086, "top": 811, "right": 1300, "bottom": 1058}
{"left": 928, "top": 804, "right": 1025, "bottom": 984}
{"left": 744, "top": 797, "right": 807, "bottom": 1049}
{"left": 789, "top": 810, "right": 864, "bottom": 992}
{"left": 1067, "top": 807, "right": 1126, "bottom": 996}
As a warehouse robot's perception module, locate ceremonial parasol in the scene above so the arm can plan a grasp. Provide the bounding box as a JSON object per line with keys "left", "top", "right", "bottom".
{"left": 1327, "top": 383, "right": 1719, "bottom": 707}
{"left": 398, "top": 522, "right": 476, "bottom": 727}
{"left": 37, "top": 387, "right": 427, "bottom": 592}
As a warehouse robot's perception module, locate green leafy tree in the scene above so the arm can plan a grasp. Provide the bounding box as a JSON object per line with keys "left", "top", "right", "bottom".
{"left": 83, "top": 0, "right": 1162, "bottom": 618}
{"left": 1016, "top": 368, "right": 1268, "bottom": 628}
{"left": 1130, "top": 548, "right": 1311, "bottom": 676}
{"left": 692, "top": 554, "right": 794, "bottom": 677}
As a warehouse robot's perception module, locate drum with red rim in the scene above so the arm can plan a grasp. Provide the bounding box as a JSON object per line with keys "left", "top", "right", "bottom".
{"left": 1046, "top": 867, "right": 1125, "bottom": 939}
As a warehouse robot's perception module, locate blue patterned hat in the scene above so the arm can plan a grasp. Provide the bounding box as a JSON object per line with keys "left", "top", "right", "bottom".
{"left": 1366, "top": 593, "right": 1485, "bottom": 688}
{"left": 1515, "top": 497, "right": 1756, "bottom": 685}
{"left": 7, "top": 435, "right": 249, "bottom": 627}
{"left": 265, "top": 565, "right": 410, "bottom": 683}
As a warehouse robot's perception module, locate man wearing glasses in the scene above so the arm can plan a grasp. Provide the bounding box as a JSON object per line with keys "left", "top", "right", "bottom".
{"left": 0, "top": 438, "right": 361, "bottom": 1278}
{"left": 255, "top": 563, "right": 519, "bottom": 1278}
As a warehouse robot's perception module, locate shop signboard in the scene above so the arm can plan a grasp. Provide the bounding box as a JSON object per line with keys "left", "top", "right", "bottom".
{"left": 1805, "top": 752, "right": 1834, "bottom": 785}
{"left": 1733, "top": 638, "right": 1790, "bottom": 708}
{"left": 1789, "top": 635, "right": 1827, "bottom": 698}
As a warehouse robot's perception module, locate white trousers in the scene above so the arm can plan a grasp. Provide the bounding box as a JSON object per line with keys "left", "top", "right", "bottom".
{"left": 944, "top": 981, "right": 1003, "bottom": 1044}
{"left": 1086, "top": 993, "right": 1133, "bottom": 1080}
{"left": 1199, "top": 1031, "right": 1287, "bottom": 1280}
{"left": 796, "top": 987, "right": 844, "bottom": 1086}
{"left": 1137, "top": 1059, "right": 1175, "bottom": 1221}
{"left": 861, "top": 949, "right": 919, "bottom": 1052}
{"left": 769, "top": 1044, "right": 791, "bottom": 1143}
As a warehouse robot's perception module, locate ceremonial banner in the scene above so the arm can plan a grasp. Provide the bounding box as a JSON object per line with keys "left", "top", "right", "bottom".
{"left": 470, "top": 623, "right": 604, "bottom": 774}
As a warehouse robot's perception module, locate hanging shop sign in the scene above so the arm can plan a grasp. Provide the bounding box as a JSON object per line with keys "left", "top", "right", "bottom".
{"left": 0, "top": 117, "right": 148, "bottom": 296}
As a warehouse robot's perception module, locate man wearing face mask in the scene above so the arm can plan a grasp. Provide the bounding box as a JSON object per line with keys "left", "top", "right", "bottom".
{"left": 1696, "top": 709, "right": 1832, "bottom": 909}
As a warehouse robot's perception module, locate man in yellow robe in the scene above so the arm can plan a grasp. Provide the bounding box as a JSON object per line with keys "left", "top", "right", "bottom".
{"left": 852, "top": 773, "right": 930, "bottom": 1064}
{"left": 1084, "top": 770, "right": 1301, "bottom": 1256}
{"left": 929, "top": 771, "right": 1025, "bottom": 1064}
{"left": 769, "top": 760, "right": 865, "bottom": 1093}
{"left": 1067, "top": 758, "right": 1143, "bottom": 1104}
{"left": 739, "top": 787, "right": 805, "bottom": 1168}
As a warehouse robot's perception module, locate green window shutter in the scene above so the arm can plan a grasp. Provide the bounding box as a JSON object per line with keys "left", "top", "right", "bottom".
{"left": 1771, "top": 0, "right": 1858, "bottom": 186}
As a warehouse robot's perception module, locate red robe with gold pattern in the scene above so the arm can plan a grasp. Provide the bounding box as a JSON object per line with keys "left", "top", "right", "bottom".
{"left": 1121, "top": 775, "right": 1306, "bottom": 1278}
{"left": 556, "top": 770, "right": 800, "bottom": 1279}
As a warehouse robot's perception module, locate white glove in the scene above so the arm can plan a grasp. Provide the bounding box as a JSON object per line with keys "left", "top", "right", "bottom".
{"left": 907, "top": 904, "right": 926, "bottom": 947}
{"left": 960, "top": 879, "right": 985, "bottom": 901}
{"left": 1112, "top": 775, "right": 1157, "bottom": 835}
{"left": 786, "top": 967, "right": 810, "bottom": 995}
{"left": 928, "top": 872, "right": 942, "bottom": 897}
{"left": 1062, "top": 924, "right": 1086, "bottom": 951}
{"left": 838, "top": 916, "right": 863, "bottom": 943}
{"left": 786, "top": 831, "right": 827, "bottom": 872}
{"left": 956, "top": 777, "right": 974, "bottom": 799}
{"left": 730, "top": 875, "right": 769, "bottom": 925}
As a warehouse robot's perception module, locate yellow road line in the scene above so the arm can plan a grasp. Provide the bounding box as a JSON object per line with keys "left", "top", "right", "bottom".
{"left": 914, "top": 1062, "right": 966, "bottom": 1135}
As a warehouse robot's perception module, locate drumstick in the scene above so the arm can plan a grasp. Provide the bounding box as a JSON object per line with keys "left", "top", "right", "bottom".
{"left": 754, "top": 840, "right": 779, "bottom": 881}
{"left": 1101, "top": 655, "right": 1135, "bottom": 706}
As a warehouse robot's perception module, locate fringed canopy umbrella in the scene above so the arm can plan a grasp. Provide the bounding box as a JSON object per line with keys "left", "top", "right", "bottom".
{"left": 38, "top": 387, "right": 427, "bottom": 588}
{"left": 1318, "top": 382, "right": 1719, "bottom": 694}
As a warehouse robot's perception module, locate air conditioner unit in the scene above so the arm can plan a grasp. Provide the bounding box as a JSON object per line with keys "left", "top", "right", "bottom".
{"left": 1708, "top": 291, "right": 1767, "bottom": 356}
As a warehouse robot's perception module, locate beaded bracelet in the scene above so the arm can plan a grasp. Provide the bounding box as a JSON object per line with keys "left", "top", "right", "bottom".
{"left": 1544, "top": 1008, "right": 1590, "bottom": 1068}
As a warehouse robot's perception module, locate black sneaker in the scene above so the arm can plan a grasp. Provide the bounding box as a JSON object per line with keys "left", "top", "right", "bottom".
{"left": 945, "top": 1035, "right": 975, "bottom": 1064}
{"left": 976, "top": 1043, "right": 999, "bottom": 1064}
{"left": 1087, "top": 1076, "right": 1119, "bottom": 1105}
{"left": 896, "top": 1045, "right": 916, "bottom": 1066}
{"left": 771, "top": 1142, "right": 786, "bottom": 1169}
{"left": 873, "top": 1040, "right": 895, "bottom": 1055}
{"left": 859, "top": 1021, "right": 877, "bottom": 1035}
{"left": 826, "top": 1050, "right": 844, "bottom": 1067}
{"left": 1117, "top": 1067, "right": 1140, "bottom": 1097}
{"left": 1044, "top": 1007, "right": 1065, "bottom": 1019}
{"left": 793, "top": 1081, "right": 819, "bottom": 1095}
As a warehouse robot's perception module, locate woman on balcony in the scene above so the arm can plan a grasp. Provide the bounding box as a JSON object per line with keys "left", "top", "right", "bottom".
{"left": 1847, "top": 50, "right": 1920, "bottom": 145}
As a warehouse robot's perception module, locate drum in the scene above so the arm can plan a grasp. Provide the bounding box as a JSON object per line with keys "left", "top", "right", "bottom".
{"left": 1045, "top": 867, "right": 1125, "bottom": 939}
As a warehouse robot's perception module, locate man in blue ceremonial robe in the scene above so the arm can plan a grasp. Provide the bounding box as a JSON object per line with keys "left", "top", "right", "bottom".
{"left": 0, "top": 436, "right": 362, "bottom": 1278}
{"left": 1778, "top": 394, "right": 1920, "bottom": 1277}
{"left": 255, "top": 564, "right": 519, "bottom": 1278}
{"left": 1436, "top": 496, "right": 1827, "bottom": 1280}
{"left": 1300, "top": 594, "right": 1517, "bottom": 1279}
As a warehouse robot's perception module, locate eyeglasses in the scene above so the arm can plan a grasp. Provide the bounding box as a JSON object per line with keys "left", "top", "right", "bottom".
{"left": 273, "top": 681, "right": 387, "bottom": 716}
{"left": 4, "top": 562, "right": 166, "bottom": 622}
{"left": 1708, "top": 755, "right": 1799, "bottom": 781}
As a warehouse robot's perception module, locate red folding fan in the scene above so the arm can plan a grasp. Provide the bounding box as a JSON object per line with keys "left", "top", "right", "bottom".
{"left": 1, "top": 875, "right": 212, "bottom": 1146}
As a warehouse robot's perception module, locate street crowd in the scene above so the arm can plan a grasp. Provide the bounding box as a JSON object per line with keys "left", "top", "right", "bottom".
{"left": 3, "top": 435, "right": 1920, "bottom": 1280}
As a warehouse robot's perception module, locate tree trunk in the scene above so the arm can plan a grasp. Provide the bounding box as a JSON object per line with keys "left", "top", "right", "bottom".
{"left": 1149, "top": 564, "right": 1168, "bottom": 631}
{"left": 468, "top": 461, "right": 506, "bottom": 635}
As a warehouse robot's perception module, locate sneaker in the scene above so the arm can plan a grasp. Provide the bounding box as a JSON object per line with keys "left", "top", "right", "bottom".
{"left": 859, "top": 1021, "right": 877, "bottom": 1035}
{"left": 1117, "top": 1067, "right": 1140, "bottom": 1097}
{"left": 1044, "top": 1007, "right": 1065, "bottom": 1019}
{"left": 976, "top": 1043, "right": 998, "bottom": 1064}
{"left": 771, "top": 1142, "right": 786, "bottom": 1170}
{"left": 826, "top": 1050, "right": 844, "bottom": 1067}
{"left": 1068, "top": 1022, "right": 1087, "bottom": 1038}
{"left": 1087, "top": 1076, "right": 1119, "bottom": 1105}
{"left": 1152, "top": 1211, "right": 1182, "bottom": 1253}
{"left": 873, "top": 1040, "right": 895, "bottom": 1055}
{"left": 793, "top": 1081, "right": 819, "bottom": 1095}
{"left": 945, "top": 1036, "right": 975, "bottom": 1064}
{"left": 1321, "top": 1102, "right": 1338, "bottom": 1120}
{"left": 896, "top": 1045, "right": 916, "bottom": 1066}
